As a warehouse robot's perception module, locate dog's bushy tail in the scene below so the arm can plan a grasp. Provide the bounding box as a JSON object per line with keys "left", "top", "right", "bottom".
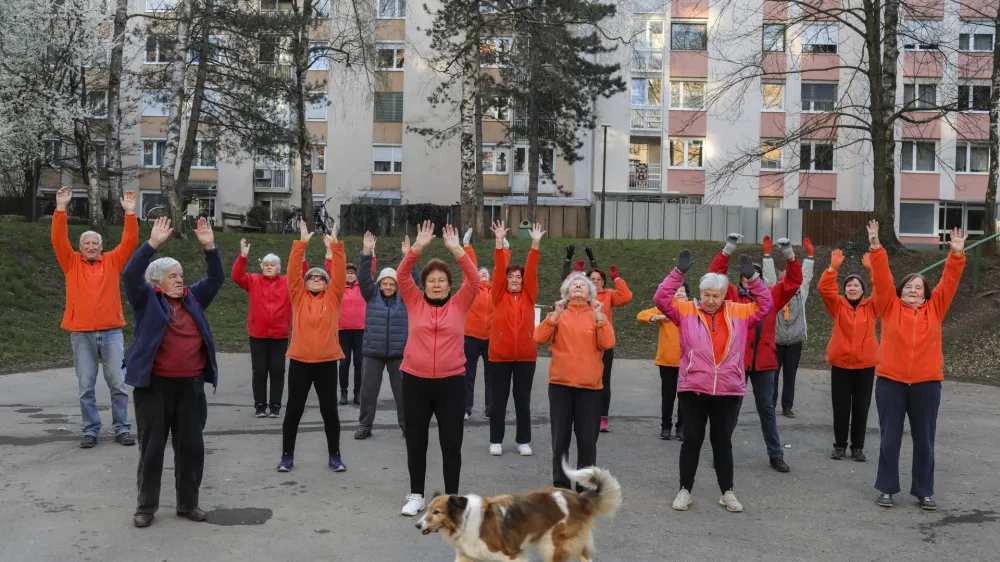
{"left": 561, "top": 456, "right": 622, "bottom": 518}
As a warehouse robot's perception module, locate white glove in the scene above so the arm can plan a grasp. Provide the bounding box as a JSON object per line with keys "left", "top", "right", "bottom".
{"left": 463, "top": 228, "right": 472, "bottom": 246}
{"left": 723, "top": 233, "right": 743, "bottom": 256}
{"left": 776, "top": 237, "right": 795, "bottom": 260}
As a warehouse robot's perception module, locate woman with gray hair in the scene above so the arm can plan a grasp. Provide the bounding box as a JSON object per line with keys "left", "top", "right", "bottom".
{"left": 122, "top": 217, "right": 225, "bottom": 528}
{"left": 232, "top": 238, "right": 312, "bottom": 418}
{"left": 534, "top": 273, "right": 615, "bottom": 489}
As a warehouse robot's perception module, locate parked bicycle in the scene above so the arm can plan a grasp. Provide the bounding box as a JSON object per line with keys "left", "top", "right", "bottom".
{"left": 145, "top": 200, "right": 213, "bottom": 231}
{"left": 282, "top": 197, "right": 335, "bottom": 234}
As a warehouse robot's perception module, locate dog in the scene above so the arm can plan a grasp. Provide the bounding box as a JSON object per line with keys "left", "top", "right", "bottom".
{"left": 416, "top": 457, "right": 621, "bottom": 562}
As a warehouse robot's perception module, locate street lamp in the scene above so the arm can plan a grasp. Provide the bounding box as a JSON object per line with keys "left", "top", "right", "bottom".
{"left": 599, "top": 123, "right": 610, "bottom": 239}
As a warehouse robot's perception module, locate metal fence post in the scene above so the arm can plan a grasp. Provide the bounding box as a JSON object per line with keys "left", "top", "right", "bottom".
{"left": 973, "top": 245, "right": 982, "bottom": 292}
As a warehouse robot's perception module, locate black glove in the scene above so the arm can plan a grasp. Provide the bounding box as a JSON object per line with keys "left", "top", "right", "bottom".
{"left": 565, "top": 245, "right": 575, "bottom": 260}
{"left": 585, "top": 247, "right": 595, "bottom": 263}
{"left": 739, "top": 254, "right": 757, "bottom": 281}
{"left": 677, "top": 249, "right": 692, "bottom": 274}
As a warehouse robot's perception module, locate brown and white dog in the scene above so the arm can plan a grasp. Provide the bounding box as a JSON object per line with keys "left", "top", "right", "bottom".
{"left": 416, "top": 458, "right": 622, "bottom": 562}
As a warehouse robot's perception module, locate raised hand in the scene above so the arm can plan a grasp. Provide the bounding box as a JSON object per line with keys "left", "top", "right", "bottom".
{"left": 55, "top": 186, "right": 72, "bottom": 211}
{"left": 490, "top": 220, "right": 509, "bottom": 242}
{"left": 763, "top": 235, "right": 772, "bottom": 256}
{"left": 442, "top": 224, "right": 462, "bottom": 252}
{"left": 528, "top": 223, "right": 546, "bottom": 249}
{"left": 861, "top": 252, "right": 872, "bottom": 271}
{"left": 363, "top": 231, "right": 376, "bottom": 255}
{"left": 676, "top": 249, "right": 692, "bottom": 274}
{"left": 240, "top": 238, "right": 250, "bottom": 258}
{"left": 149, "top": 217, "right": 173, "bottom": 249}
{"left": 194, "top": 217, "right": 215, "bottom": 249}
{"left": 401, "top": 235, "right": 411, "bottom": 255}
{"left": 413, "top": 220, "right": 436, "bottom": 252}
{"left": 299, "top": 219, "right": 314, "bottom": 243}
{"left": 463, "top": 228, "right": 473, "bottom": 246}
{"left": 328, "top": 220, "right": 338, "bottom": 243}
{"left": 565, "top": 245, "right": 575, "bottom": 261}
{"left": 723, "top": 233, "right": 743, "bottom": 256}
{"left": 585, "top": 247, "right": 595, "bottom": 263}
{"left": 592, "top": 299, "right": 606, "bottom": 322}
{"left": 609, "top": 264, "right": 620, "bottom": 280}
{"left": 776, "top": 237, "right": 794, "bottom": 259}
{"left": 829, "top": 249, "right": 844, "bottom": 271}
{"left": 120, "top": 191, "right": 137, "bottom": 215}
{"left": 867, "top": 220, "right": 879, "bottom": 248}
{"left": 804, "top": 237, "right": 814, "bottom": 257}
{"left": 739, "top": 254, "right": 757, "bottom": 280}
{"left": 948, "top": 227, "right": 968, "bottom": 255}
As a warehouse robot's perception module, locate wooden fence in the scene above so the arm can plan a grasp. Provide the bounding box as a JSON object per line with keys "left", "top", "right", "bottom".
{"left": 801, "top": 210, "right": 875, "bottom": 246}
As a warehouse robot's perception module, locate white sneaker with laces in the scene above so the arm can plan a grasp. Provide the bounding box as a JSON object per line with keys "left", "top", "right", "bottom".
{"left": 517, "top": 443, "right": 533, "bottom": 456}
{"left": 719, "top": 490, "right": 743, "bottom": 512}
{"left": 489, "top": 443, "right": 503, "bottom": 456}
{"left": 672, "top": 489, "right": 692, "bottom": 511}
{"left": 401, "top": 494, "right": 425, "bottom": 516}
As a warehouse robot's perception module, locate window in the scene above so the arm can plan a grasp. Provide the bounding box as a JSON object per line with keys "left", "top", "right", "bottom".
{"left": 761, "top": 141, "right": 781, "bottom": 169}
{"left": 901, "top": 141, "right": 936, "bottom": 172}
{"left": 482, "top": 147, "right": 508, "bottom": 174}
{"left": 802, "top": 24, "right": 838, "bottom": 54}
{"left": 634, "top": 19, "right": 664, "bottom": 49}
{"left": 377, "top": 0, "right": 406, "bottom": 18}
{"left": 145, "top": 0, "right": 177, "bottom": 11}
{"left": 309, "top": 42, "right": 329, "bottom": 70}
{"left": 93, "top": 142, "right": 108, "bottom": 169}
{"left": 377, "top": 44, "right": 405, "bottom": 70}
{"left": 312, "top": 145, "right": 326, "bottom": 172}
{"left": 670, "top": 22, "right": 707, "bottom": 51}
{"left": 141, "top": 90, "right": 168, "bottom": 117}
{"left": 899, "top": 202, "right": 936, "bottom": 235}
{"left": 259, "top": 36, "right": 290, "bottom": 65}
{"left": 958, "top": 84, "right": 990, "bottom": 112}
{"left": 142, "top": 140, "right": 166, "bottom": 167}
{"left": 306, "top": 92, "right": 328, "bottom": 121}
{"left": 514, "top": 147, "right": 555, "bottom": 174}
{"left": 759, "top": 197, "right": 782, "bottom": 209}
{"left": 85, "top": 41, "right": 109, "bottom": 68}
{"left": 967, "top": 205, "right": 986, "bottom": 233}
{"left": 763, "top": 23, "right": 785, "bottom": 52}
{"left": 87, "top": 90, "right": 107, "bottom": 118}
{"left": 762, "top": 82, "right": 784, "bottom": 111}
{"left": 956, "top": 142, "right": 989, "bottom": 173}
{"left": 192, "top": 140, "right": 217, "bottom": 168}
{"left": 901, "top": 19, "right": 940, "bottom": 50}
{"left": 374, "top": 92, "right": 403, "bottom": 122}
{"left": 190, "top": 36, "right": 222, "bottom": 64}
{"left": 484, "top": 98, "right": 510, "bottom": 121}
{"left": 799, "top": 142, "right": 834, "bottom": 171}
{"left": 798, "top": 198, "right": 834, "bottom": 211}
{"left": 903, "top": 83, "right": 937, "bottom": 109}
{"left": 669, "top": 81, "right": 705, "bottom": 110}
{"left": 145, "top": 35, "right": 170, "bottom": 64}
{"left": 141, "top": 192, "right": 165, "bottom": 218}
{"left": 373, "top": 145, "right": 402, "bottom": 173}
{"left": 631, "top": 78, "right": 661, "bottom": 105}
{"left": 801, "top": 82, "right": 836, "bottom": 112}
{"left": 313, "top": 0, "right": 331, "bottom": 18}
{"left": 959, "top": 21, "right": 994, "bottom": 52}
{"left": 668, "top": 138, "right": 704, "bottom": 168}
{"left": 42, "top": 140, "right": 62, "bottom": 168}
{"left": 480, "top": 37, "right": 513, "bottom": 66}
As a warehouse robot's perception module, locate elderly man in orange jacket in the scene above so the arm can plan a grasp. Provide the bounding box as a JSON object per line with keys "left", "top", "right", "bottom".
{"left": 51, "top": 186, "right": 139, "bottom": 449}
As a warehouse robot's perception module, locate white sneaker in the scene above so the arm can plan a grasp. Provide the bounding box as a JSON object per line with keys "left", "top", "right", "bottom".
{"left": 672, "top": 488, "right": 692, "bottom": 511}
{"left": 517, "top": 443, "right": 533, "bottom": 456}
{"left": 401, "top": 494, "right": 425, "bottom": 516}
{"left": 464, "top": 412, "right": 471, "bottom": 421}
{"left": 489, "top": 443, "right": 503, "bottom": 456}
{"left": 719, "top": 490, "right": 743, "bottom": 512}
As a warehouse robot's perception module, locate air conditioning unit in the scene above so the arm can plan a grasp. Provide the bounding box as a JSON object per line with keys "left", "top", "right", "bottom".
{"left": 254, "top": 169, "right": 272, "bottom": 180}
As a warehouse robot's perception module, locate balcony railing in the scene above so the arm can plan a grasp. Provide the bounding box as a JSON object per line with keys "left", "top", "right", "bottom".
{"left": 630, "top": 106, "right": 663, "bottom": 132}
{"left": 253, "top": 168, "right": 291, "bottom": 193}
{"left": 631, "top": 48, "right": 664, "bottom": 72}
{"left": 629, "top": 162, "right": 662, "bottom": 192}
{"left": 633, "top": 0, "right": 664, "bottom": 13}
{"left": 257, "top": 63, "right": 292, "bottom": 79}
{"left": 510, "top": 118, "right": 555, "bottom": 141}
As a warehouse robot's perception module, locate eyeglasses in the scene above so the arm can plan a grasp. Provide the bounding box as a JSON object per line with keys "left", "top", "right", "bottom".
{"left": 306, "top": 275, "right": 326, "bottom": 282}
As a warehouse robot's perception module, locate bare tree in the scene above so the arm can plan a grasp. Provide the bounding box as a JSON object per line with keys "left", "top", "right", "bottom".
{"left": 159, "top": 0, "right": 194, "bottom": 234}
{"left": 104, "top": 0, "right": 129, "bottom": 225}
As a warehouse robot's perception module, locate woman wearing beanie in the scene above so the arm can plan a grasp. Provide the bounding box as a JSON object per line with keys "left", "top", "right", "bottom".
{"left": 637, "top": 281, "right": 689, "bottom": 441}
{"left": 488, "top": 221, "right": 545, "bottom": 457}
{"left": 586, "top": 251, "right": 633, "bottom": 433}
{"left": 397, "top": 221, "right": 480, "bottom": 516}
{"left": 534, "top": 273, "right": 615, "bottom": 489}
{"left": 867, "top": 221, "right": 966, "bottom": 511}
{"left": 354, "top": 232, "right": 420, "bottom": 440}
{"left": 338, "top": 258, "right": 367, "bottom": 405}
{"left": 276, "top": 221, "right": 348, "bottom": 473}
{"left": 818, "top": 249, "right": 879, "bottom": 462}
{"left": 461, "top": 228, "right": 502, "bottom": 421}
{"left": 655, "top": 249, "right": 773, "bottom": 513}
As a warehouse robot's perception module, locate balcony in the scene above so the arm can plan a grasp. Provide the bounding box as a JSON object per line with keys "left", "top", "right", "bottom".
{"left": 510, "top": 118, "right": 555, "bottom": 141}
{"left": 253, "top": 168, "right": 292, "bottom": 193}
{"left": 257, "top": 63, "right": 292, "bottom": 79}
{"left": 631, "top": 48, "right": 664, "bottom": 72}
{"left": 630, "top": 106, "right": 663, "bottom": 133}
{"left": 629, "top": 162, "right": 662, "bottom": 192}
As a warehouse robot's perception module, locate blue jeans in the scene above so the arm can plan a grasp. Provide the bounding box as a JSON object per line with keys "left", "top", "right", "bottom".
{"left": 731, "top": 370, "right": 783, "bottom": 459}
{"left": 70, "top": 329, "right": 130, "bottom": 437}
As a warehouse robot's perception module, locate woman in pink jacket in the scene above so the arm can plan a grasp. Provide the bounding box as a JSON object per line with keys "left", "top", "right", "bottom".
{"left": 396, "top": 220, "right": 480, "bottom": 516}
{"left": 654, "top": 249, "right": 773, "bottom": 514}
{"left": 338, "top": 261, "right": 368, "bottom": 405}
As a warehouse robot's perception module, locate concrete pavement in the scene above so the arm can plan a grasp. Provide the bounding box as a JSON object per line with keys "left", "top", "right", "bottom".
{"left": 1, "top": 354, "right": 999, "bottom": 561}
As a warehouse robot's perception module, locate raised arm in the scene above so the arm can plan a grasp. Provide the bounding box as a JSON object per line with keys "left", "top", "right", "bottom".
{"left": 50, "top": 187, "right": 77, "bottom": 273}
{"left": 231, "top": 239, "right": 252, "bottom": 291}
{"left": 288, "top": 241, "right": 308, "bottom": 305}
{"left": 106, "top": 192, "right": 139, "bottom": 267}
{"left": 608, "top": 272, "right": 633, "bottom": 307}
{"left": 930, "top": 228, "right": 967, "bottom": 317}
{"left": 525, "top": 248, "right": 540, "bottom": 303}
{"left": 445, "top": 225, "right": 480, "bottom": 311}
{"left": 124, "top": 217, "right": 174, "bottom": 309}
{"left": 817, "top": 250, "right": 844, "bottom": 317}
{"left": 736, "top": 254, "right": 773, "bottom": 326}
{"left": 358, "top": 232, "right": 377, "bottom": 300}
{"left": 761, "top": 236, "right": 776, "bottom": 286}
{"left": 561, "top": 245, "right": 574, "bottom": 279}
{"left": 490, "top": 220, "right": 510, "bottom": 303}
{"left": 800, "top": 238, "right": 815, "bottom": 302}
{"left": 323, "top": 224, "right": 347, "bottom": 305}
{"left": 595, "top": 312, "right": 616, "bottom": 350}
{"left": 464, "top": 244, "right": 478, "bottom": 268}
{"left": 534, "top": 301, "right": 560, "bottom": 345}
{"left": 770, "top": 254, "right": 803, "bottom": 310}
{"left": 654, "top": 250, "right": 693, "bottom": 325}
{"left": 399, "top": 221, "right": 437, "bottom": 306}
{"left": 866, "top": 221, "right": 897, "bottom": 317}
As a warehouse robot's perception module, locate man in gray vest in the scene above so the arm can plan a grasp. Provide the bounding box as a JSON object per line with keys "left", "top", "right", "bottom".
{"left": 763, "top": 237, "right": 814, "bottom": 417}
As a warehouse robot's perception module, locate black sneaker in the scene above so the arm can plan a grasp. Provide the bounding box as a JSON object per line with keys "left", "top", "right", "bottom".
{"left": 116, "top": 432, "right": 136, "bottom": 446}
{"left": 769, "top": 457, "right": 790, "bottom": 473}
{"left": 919, "top": 497, "right": 937, "bottom": 511}
{"left": 831, "top": 446, "right": 846, "bottom": 460}
{"left": 268, "top": 404, "right": 281, "bottom": 418}
{"left": 851, "top": 448, "right": 867, "bottom": 462}
{"left": 353, "top": 393, "right": 360, "bottom": 406}
{"left": 660, "top": 428, "right": 672, "bottom": 440}
{"left": 675, "top": 427, "right": 684, "bottom": 441}
{"left": 80, "top": 435, "right": 98, "bottom": 448}
{"left": 354, "top": 428, "right": 372, "bottom": 440}
{"left": 877, "top": 493, "right": 894, "bottom": 508}
{"left": 339, "top": 391, "right": 349, "bottom": 405}
{"left": 254, "top": 404, "right": 267, "bottom": 418}
{"left": 782, "top": 408, "right": 796, "bottom": 418}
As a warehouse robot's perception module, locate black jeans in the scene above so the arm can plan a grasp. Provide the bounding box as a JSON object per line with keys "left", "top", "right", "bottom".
{"left": 600, "top": 347, "right": 616, "bottom": 417}
{"left": 134, "top": 374, "right": 208, "bottom": 514}
{"left": 403, "top": 372, "right": 466, "bottom": 495}
{"left": 774, "top": 343, "right": 803, "bottom": 410}
{"left": 678, "top": 391, "right": 739, "bottom": 493}
{"left": 338, "top": 330, "right": 364, "bottom": 397}
{"left": 489, "top": 361, "right": 535, "bottom": 445}
{"left": 831, "top": 366, "right": 876, "bottom": 450}
{"left": 659, "top": 366, "right": 683, "bottom": 432}
{"left": 463, "top": 336, "right": 492, "bottom": 414}
{"left": 282, "top": 359, "right": 340, "bottom": 458}
{"left": 549, "top": 383, "right": 601, "bottom": 489}
{"left": 249, "top": 337, "right": 287, "bottom": 408}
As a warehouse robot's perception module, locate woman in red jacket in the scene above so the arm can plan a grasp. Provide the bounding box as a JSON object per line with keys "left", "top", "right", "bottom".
{"left": 232, "top": 238, "right": 310, "bottom": 418}
{"left": 585, "top": 252, "right": 633, "bottom": 433}
{"left": 396, "top": 221, "right": 480, "bottom": 517}
{"left": 487, "top": 220, "right": 545, "bottom": 457}
{"left": 818, "top": 249, "right": 879, "bottom": 462}
{"left": 338, "top": 261, "right": 367, "bottom": 405}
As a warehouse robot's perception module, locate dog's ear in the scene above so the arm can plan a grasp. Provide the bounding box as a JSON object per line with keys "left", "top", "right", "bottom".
{"left": 430, "top": 491, "right": 443, "bottom": 500}
{"left": 447, "top": 495, "right": 469, "bottom": 521}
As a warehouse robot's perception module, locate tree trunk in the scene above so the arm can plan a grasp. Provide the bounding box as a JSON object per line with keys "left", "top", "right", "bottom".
{"left": 76, "top": 121, "right": 104, "bottom": 234}
{"left": 175, "top": 0, "right": 213, "bottom": 224}
{"left": 294, "top": 15, "right": 316, "bottom": 232}
{"left": 526, "top": 49, "right": 540, "bottom": 223}
{"left": 876, "top": 0, "right": 903, "bottom": 249}
{"left": 984, "top": 11, "right": 1000, "bottom": 256}
{"left": 104, "top": 0, "right": 128, "bottom": 225}
{"left": 160, "top": 0, "right": 193, "bottom": 237}
{"left": 473, "top": 83, "right": 486, "bottom": 238}
{"left": 459, "top": 78, "right": 477, "bottom": 235}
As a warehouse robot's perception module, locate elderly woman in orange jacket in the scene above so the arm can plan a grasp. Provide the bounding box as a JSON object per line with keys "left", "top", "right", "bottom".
{"left": 818, "top": 249, "right": 879, "bottom": 462}
{"left": 637, "top": 282, "right": 688, "bottom": 441}
{"left": 534, "top": 273, "right": 615, "bottom": 489}
{"left": 586, "top": 255, "right": 633, "bottom": 432}
{"left": 867, "top": 221, "right": 966, "bottom": 511}
{"left": 461, "top": 229, "right": 508, "bottom": 421}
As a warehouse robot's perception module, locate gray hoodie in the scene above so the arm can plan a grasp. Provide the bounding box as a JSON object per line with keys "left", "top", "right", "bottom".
{"left": 763, "top": 256, "right": 814, "bottom": 346}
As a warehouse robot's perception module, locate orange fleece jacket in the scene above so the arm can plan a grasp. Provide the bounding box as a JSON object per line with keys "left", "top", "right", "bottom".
{"left": 286, "top": 240, "right": 347, "bottom": 363}
{"left": 817, "top": 268, "right": 879, "bottom": 370}
{"left": 534, "top": 302, "right": 616, "bottom": 389}
{"left": 463, "top": 246, "right": 494, "bottom": 340}
{"left": 489, "top": 247, "right": 540, "bottom": 362}
{"left": 594, "top": 277, "right": 632, "bottom": 326}
{"left": 637, "top": 307, "right": 681, "bottom": 367}
{"left": 869, "top": 246, "right": 965, "bottom": 383}
{"left": 52, "top": 210, "right": 139, "bottom": 332}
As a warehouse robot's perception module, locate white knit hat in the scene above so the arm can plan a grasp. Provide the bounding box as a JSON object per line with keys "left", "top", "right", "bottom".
{"left": 376, "top": 268, "right": 398, "bottom": 285}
